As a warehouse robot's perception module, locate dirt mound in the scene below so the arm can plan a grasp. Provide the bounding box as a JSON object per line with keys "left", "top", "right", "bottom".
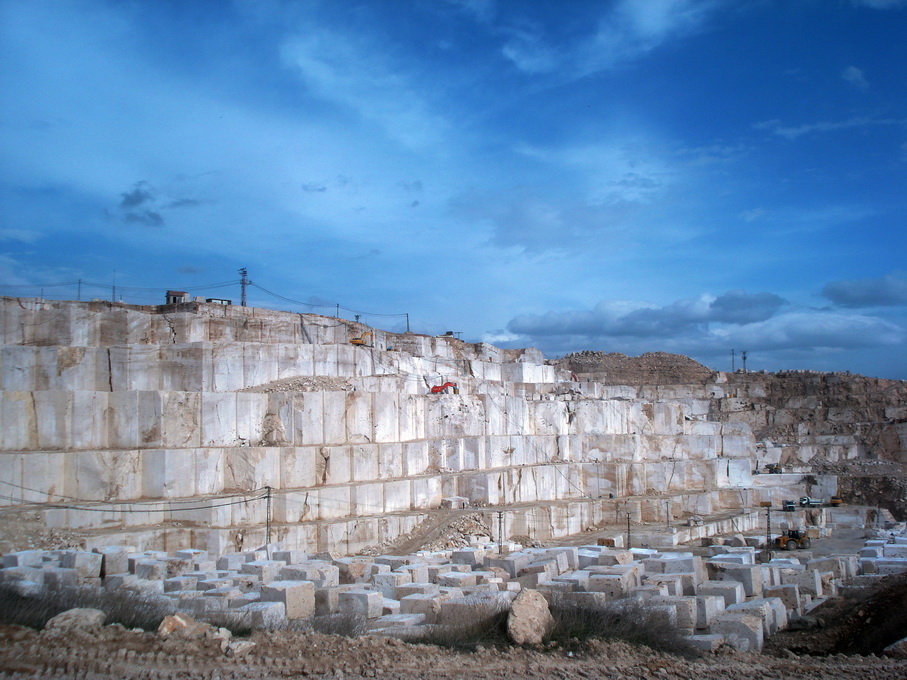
{"left": 766, "top": 573, "right": 907, "bottom": 657}
{"left": 554, "top": 351, "right": 715, "bottom": 385}
{"left": 362, "top": 512, "right": 493, "bottom": 556}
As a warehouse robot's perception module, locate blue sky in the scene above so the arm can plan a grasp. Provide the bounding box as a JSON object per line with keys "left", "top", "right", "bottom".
{"left": 1, "top": 0, "right": 906, "bottom": 378}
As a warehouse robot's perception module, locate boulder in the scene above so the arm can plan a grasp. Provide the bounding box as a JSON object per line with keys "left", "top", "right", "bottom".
{"left": 157, "top": 613, "right": 210, "bottom": 638}
{"left": 506, "top": 589, "right": 553, "bottom": 646}
{"left": 883, "top": 635, "right": 907, "bottom": 659}
{"left": 44, "top": 608, "right": 106, "bottom": 631}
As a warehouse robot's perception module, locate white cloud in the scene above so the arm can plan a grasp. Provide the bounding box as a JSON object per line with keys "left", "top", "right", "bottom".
{"left": 0, "top": 229, "right": 42, "bottom": 244}
{"left": 507, "top": 291, "right": 788, "bottom": 340}
{"left": 501, "top": 30, "right": 557, "bottom": 74}
{"left": 822, "top": 273, "right": 907, "bottom": 307}
{"left": 739, "top": 208, "right": 766, "bottom": 222}
{"left": 519, "top": 139, "right": 674, "bottom": 206}
{"left": 574, "top": 0, "right": 718, "bottom": 76}
{"left": 754, "top": 115, "right": 903, "bottom": 140}
{"left": 280, "top": 31, "right": 449, "bottom": 150}
{"left": 851, "top": 0, "right": 907, "bottom": 8}
{"left": 724, "top": 311, "right": 904, "bottom": 350}
{"left": 444, "top": 0, "right": 497, "bottom": 23}
{"left": 498, "top": 0, "right": 720, "bottom": 77}
{"left": 842, "top": 65, "right": 869, "bottom": 89}
{"left": 501, "top": 295, "right": 904, "bottom": 366}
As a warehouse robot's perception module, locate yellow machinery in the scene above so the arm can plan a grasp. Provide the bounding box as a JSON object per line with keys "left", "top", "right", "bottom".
{"left": 350, "top": 331, "right": 373, "bottom": 346}
{"left": 773, "top": 529, "right": 812, "bottom": 550}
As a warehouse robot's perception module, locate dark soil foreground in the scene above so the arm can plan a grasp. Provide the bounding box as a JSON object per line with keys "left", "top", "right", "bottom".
{"left": 1, "top": 573, "right": 905, "bottom": 680}
{"left": 0, "top": 624, "right": 904, "bottom": 680}
{"left": 3, "top": 573, "right": 907, "bottom": 680}
{"left": 765, "top": 573, "right": 907, "bottom": 657}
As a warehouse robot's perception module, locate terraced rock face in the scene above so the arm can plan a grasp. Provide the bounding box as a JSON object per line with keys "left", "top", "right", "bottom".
{"left": 0, "top": 297, "right": 904, "bottom": 555}
{"left": 556, "top": 349, "right": 907, "bottom": 518}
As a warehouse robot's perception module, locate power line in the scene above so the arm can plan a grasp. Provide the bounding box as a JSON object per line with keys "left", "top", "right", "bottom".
{"left": 0, "top": 491, "right": 269, "bottom": 514}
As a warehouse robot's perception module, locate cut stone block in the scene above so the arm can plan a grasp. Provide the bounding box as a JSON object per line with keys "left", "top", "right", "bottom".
{"left": 648, "top": 596, "right": 697, "bottom": 629}
{"left": 240, "top": 560, "right": 286, "bottom": 583}
{"left": 60, "top": 552, "right": 103, "bottom": 579}
{"left": 372, "top": 571, "right": 412, "bottom": 599}
{"left": 217, "top": 554, "right": 247, "bottom": 571}
{"left": 450, "top": 548, "right": 485, "bottom": 567}
{"left": 437, "top": 593, "right": 512, "bottom": 626}
{"left": 165, "top": 576, "right": 198, "bottom": 592}
{"left": 334, "top": 557, "right": 374, "bottom": 584}
{"left": 695, "top": 595, "right": 725, "bottom": 629}
{"left": 135, "top": 560, "right": 167, "bottom": 581}
{"left": 260, "top": 580, "right": 315, "bottom": 620}
{"left": 685, "top": 633, "right": 725, "bottom": 652}
{"left": 92, "top": 546, "right": 133, "bottom": 576}
{"left": 43, "top": 567, "right": 79, "bottom": 590}
{"left": 2, "top": 550, "right": 45, "bottom": 569}
{"left": 397, "top": 563, "right": 429, "bottom": 584}
{"left": 338, "top": 589, "right": 383, "bottom": 618}
{"left": 400, "top": 593, "right": 443, "bottom": 624}
{"left": 764, "top": 584, "right": 801, "bottom": 615}
{"left": 711, "top": 611, "right": 764, "bottom": 652}
{"left": 315, "top": 587, "right": 338, "bottom": 616}
{"left": 174, "top": 549, "right": 209, "bottom": 562}
{"left": 438, "top": 571, "right": 477, "bottom": 588}
{"left": 697, "top": 580, "right": 746, "bottom": 607}
{"left": 235, "top": 601, "right": 287, "bottom": 629}
{"left": 713, "top": 564, "right": 763, "bottom": 598}
{"left": 368, "top": 613, "right": 426, "bottom": 630}
{"left": 395, "top": 582, "right": 440, "bottom": 599}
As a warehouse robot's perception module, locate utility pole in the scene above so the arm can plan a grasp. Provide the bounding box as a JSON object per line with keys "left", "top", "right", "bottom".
{"left": 626, "top": 512, "right": 632, "bottom": 550}
{"left": 405, "top": 313, "right": 410, "bottom": 333}
{"left": 741, "top": 350, "right": 748, "bottom": 373}
{"left": 765, "top": 504, "right": 772, "bottom": 560}
{"left": 265, "top": 485, "right": 272, "bottom": 545}
{"left": 239, "top": 268, "right": 249, "bottom": 307}
{"left": 77, "top": 279, "right": 81, "bottom": 302}
{"left": 498, "top": 510, "right": 504, "bottom": 555}
{"left": 731, "top": 349, "right": 736, "bottom": 372}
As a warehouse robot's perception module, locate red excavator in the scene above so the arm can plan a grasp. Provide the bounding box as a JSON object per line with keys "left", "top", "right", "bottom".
{"left": 430, "top": 382, "right": 459, "bottom": 394}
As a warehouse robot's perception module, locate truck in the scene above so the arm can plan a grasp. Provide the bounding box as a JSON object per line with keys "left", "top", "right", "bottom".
{"left": 799, "top": 496, "right": 823, "bottom": 508}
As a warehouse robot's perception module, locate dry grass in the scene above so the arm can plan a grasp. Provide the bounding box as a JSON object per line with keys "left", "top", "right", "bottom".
{"left": 0, "top": 583, "right": 172, "bottom": 631}
{"left": 546, "top": 598, "right": 695, "bottom": 656}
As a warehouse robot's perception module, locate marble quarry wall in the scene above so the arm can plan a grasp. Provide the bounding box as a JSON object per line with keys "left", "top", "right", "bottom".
{"left": 0, "top": 298, "right": 851, "bottom": 555}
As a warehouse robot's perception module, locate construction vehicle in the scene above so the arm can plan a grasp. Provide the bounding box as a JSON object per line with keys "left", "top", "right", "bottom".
{"left": 350, "top": 331, "right": 373, "bottom": 347}
{"left": 765, "top": 463, "right": 784, "bottom": 474}
{"left": 773, "top": 529, "right": 812, "bottom": 550}
{"left": 799, "top": 496, "right": 823, "bottom": 508}
{"left": 782, "top": 500, "right": 797, "bottom": 512}
{"left": 829, "top": 496, "right": 843, "bottom": 507}
{"left": 430, "top": 382, "right": 459, "bottom": 394}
